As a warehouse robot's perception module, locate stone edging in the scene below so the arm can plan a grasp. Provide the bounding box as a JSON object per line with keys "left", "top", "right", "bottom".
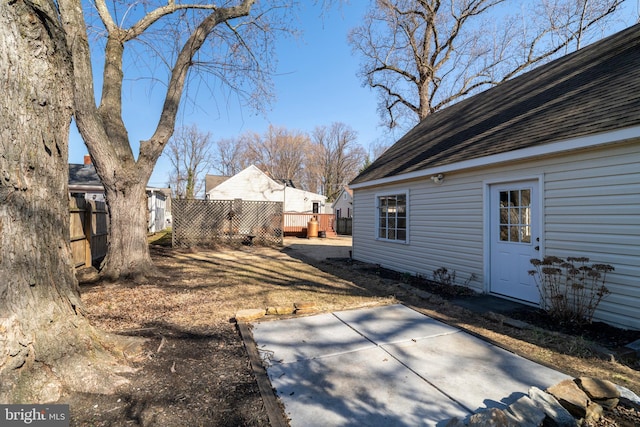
{"left": 235, "top": 302, "right": 318, "bottom": 322}
{"left": 446, "top": 377, "right": 640, "bottom": 426}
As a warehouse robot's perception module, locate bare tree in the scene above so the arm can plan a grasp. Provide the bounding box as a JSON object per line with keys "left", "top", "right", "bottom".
{"left": 1, "top": 0, "right": 131, "bottom": 402}
{"left": 310, "top": 123, "right": 367, "bottom": 201}
{"left": 166, "top": 124, "right": 213, "bottom": 198}
{"left": 212, "top": 137, "right": 250, "bottom": 176}
{"left": 57, "top": 0, "right": 293, "bottom": 280}
{"left": 360, "top": 140, "right": 391, "bottom": 173}
{"left": 244, "top": 125, "right": 311, "bottom": 184}
{"left": 349, "top": 0, "right": 627, "bottom": 129}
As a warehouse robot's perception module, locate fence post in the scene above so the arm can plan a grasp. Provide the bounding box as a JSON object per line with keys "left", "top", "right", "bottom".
{"left": 83, "top": 201, "right": 93, "bottom": 268}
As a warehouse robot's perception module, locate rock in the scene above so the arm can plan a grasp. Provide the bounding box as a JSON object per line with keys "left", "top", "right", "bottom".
{"left": 506, "top": 395, "right": 546, "bottom": 427}
{"left": 295, "top": 308, "right": 318, "bottom": 315}
{"left": 445, "top": 417, "right": 467, "bottom": 426}
{"left": 576, "top": 377, "right": 620, "bottom": 400}
{"left": 266, "top": 305, "right": 295, "bottom": 315}
{"left": 529, "top": 386, "right": 577, "bottom": 427}
{"left": 484, "top": 311, "right": 506, "bottom": 325}
{"left": 584, "top": 402, "right": 603, "bottom": 424}
{"left": 294, "top": 302, "right": 316, "bottom": 310}
{"left": 596, "top": 398, "right": 619, "bottom": 409}
{"left": 468, "top": 408, "right": 510, "bottom": 426}
{"left": 235, "top": 308, "right": 266, "bottom": 322}
{"left": 616, "top": 385, "right": 640, "bottom": 410}
{"left": 547, "top": 379, "right": 591, "bottom": 419}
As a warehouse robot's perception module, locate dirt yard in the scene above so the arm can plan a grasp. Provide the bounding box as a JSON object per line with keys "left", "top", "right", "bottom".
{"left": 66, "top": 234, "right": 640, "bottom": 426}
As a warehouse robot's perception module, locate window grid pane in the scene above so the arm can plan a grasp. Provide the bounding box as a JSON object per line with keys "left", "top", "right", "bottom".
{"left": 377, "top": 193, "right": 407, "bottom": 242}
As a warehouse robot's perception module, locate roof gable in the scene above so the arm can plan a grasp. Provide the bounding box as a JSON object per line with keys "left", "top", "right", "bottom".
{"left": 352, "top": 24, "right": 640, "bottom": 185}
{"left": 206, "top": 165, "right": 285, "bottom": 197}
{"left": 205, "top": 174, "right": 231, "bottom": 194}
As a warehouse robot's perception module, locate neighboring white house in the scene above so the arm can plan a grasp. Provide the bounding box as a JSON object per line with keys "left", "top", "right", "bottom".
{"left": 146, "top": 188, "right": 170, "bottom": 233}
{"left": 332, "top": 186, "right": 353, "bottom": 218}
{"left": 349, "top": 25, "right": 640, "bottom": 330}
{"left": 205, "top": 165, "right": 330, "bottom": 214}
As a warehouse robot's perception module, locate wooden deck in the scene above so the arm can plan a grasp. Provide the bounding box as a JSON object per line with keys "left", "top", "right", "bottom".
{"left": 283, "top": 213, "right": 337, "bottom": 237}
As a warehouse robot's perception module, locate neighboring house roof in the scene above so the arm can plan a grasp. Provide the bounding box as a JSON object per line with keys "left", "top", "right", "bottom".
{"left": 351, "top": 24, "right": 640, "bottom": 186}
{"left": 69, "top": 163, "right": 103, "bottom": 191}
{"left": 69, "top": 163, "right": 170, "bottom": 197}
{"left": 207, "top": 165, "right": 282, "bottom": 197}
{"left": 204, "top": 174, "right": 231, "bottom": 194}
{"left": 206, "top": 165, "right": 327, "bottom": 207}
{"left": 331, "top": 185, "right": 353, "bottom": 208}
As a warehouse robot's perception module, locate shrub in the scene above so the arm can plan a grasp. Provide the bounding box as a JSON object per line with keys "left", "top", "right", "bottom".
{"left": 528, "top": 256, "right": 613, "bottom": 324}
{"left": 432, "top": 267, "right": 477, "bottom": 287}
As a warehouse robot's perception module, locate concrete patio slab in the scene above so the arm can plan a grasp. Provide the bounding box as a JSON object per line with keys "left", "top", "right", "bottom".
{"left": 333, "top": 304, "right": 459, "bottom": 345}
{"left": 250, "top": 304, "right": 570, "bottom": 426}
{"left": 264, "top": 346, "right": 469, "bottom": 426}
{"left": 252, "top": 312, "right": 375, "bottom": 364}
{"left": 382, "top": 331, "right": 569, "bottom": 413}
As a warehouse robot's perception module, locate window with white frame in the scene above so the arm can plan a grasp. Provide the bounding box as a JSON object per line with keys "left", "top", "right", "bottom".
{"left": 376, "top": 192, "right": 407, "bottom": 242}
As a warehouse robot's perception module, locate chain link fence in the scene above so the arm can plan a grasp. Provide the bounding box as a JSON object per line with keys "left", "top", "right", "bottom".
{"left": 172, "top": 199, "right": 283, "bottom": 248}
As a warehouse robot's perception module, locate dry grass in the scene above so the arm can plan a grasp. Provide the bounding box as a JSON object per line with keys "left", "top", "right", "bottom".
{"left": 70, "top": 235, "right": 639, "bottom": 426}
{"left": 85, "top": 245, "right": 395, "bottom": 332}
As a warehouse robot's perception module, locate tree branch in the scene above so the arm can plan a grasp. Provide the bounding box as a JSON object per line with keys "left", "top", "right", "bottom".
{"left": 138, "top": 0, "right": 256, "bottom": 171}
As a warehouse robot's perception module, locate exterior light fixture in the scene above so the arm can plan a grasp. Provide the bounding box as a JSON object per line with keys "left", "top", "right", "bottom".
{"left": 431, "top": 174, "right": 444, "bottom": 184}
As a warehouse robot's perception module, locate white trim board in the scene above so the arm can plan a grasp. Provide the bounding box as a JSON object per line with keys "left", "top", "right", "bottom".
{"left": 351, "top": 126, "right": 640, "bottom": 189}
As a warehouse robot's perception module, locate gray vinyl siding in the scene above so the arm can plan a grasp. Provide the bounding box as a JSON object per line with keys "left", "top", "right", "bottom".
{"left": 353, "top": 139, "right": 640, "bottom": 330}
{"left": 354, "top": 180, "right": 485, "bottom": 294}
{"left": 543, "top": 143, "right": 640, "bottom": 330}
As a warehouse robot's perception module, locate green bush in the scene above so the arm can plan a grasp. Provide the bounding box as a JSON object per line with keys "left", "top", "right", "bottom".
{"left": 529, "top": 256, "right": 613, "bottom": 324}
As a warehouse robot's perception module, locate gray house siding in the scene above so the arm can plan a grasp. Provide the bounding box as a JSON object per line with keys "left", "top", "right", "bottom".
{"left": 353, "top": 179, "right": 485, "bottom": 294}
{"left": 354, "top": 140, "right": 640, "bottom": 330}
{"left": 543, "top": 141, "right": 640, "bottom": 329}
{"left": 351, "top": 25, "right": 640, "bottom": 330}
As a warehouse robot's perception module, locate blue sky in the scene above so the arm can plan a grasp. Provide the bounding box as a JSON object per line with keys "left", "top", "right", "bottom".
{"left": 69, "top": 2, "right": 385, "bottom": 187}
{"left": 69, "top": 1, "right": 638, "bottom": 188}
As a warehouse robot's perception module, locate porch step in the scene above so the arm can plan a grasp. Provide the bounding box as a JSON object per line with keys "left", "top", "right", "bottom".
{"left": 323, "top": 230, "right": 338, "bottom": 237}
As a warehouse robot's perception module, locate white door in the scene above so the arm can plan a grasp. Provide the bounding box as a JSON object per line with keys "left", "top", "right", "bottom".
{"left": 489, "top": 181, "right": 540, "bottom": 303}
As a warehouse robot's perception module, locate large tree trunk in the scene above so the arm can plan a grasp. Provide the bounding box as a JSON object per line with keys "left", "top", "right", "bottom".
{"left": 99, "top": 170, "right": 157, "bottom": 282}
{"left": 0, "top": 0, "right": 132, "bottom": 402}
{"left": 59, "top": 0, "right": 258, "bottom": 282}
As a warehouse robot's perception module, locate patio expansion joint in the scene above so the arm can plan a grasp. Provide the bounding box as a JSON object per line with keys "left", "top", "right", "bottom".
{"left": 330, "top": 313, "right": 474, "bottom": 415}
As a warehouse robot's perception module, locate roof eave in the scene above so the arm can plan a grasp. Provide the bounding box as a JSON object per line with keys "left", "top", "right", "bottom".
{"left": 350, "top": 125, "right": 640, "bottom": 190}
{"left": 69, "top": 184, "right": 104, "bottom": 192}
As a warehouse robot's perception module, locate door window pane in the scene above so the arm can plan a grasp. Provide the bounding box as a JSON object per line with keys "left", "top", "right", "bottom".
{"left": 498, "top": 188, "right": 532, "bottom": 243}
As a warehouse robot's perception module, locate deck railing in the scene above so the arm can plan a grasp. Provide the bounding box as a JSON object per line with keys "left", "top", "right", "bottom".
{"left": 283, "top": 213, "right": 335, "bottom": 237}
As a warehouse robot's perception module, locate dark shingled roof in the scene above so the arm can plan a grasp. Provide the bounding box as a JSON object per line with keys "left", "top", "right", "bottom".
{"left": 204, "top": 174, "right": 231, "bottom": 194}
{"left": 69, "top": 163, "right": 102, "bottom": 186}
{"left": 351, "top": 24, "right": 640, "bottom": 186}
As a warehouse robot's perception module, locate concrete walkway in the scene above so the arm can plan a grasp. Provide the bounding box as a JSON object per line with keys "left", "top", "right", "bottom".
{"left": 251, "top": 304, "right": 569, "bottom": 426}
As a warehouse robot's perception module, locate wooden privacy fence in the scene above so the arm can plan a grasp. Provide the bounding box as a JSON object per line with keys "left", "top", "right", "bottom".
{"left": 172, "top": 199, "right": 284, "bottom": 248}
{"left": 283, "top": 213, "right": 336, "bottom": 237}
{"left": 69, "top": 197, "right": 108, "bottom": 268}
{"left": 335, "top": 217, "right": 352, "bottom": 235}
